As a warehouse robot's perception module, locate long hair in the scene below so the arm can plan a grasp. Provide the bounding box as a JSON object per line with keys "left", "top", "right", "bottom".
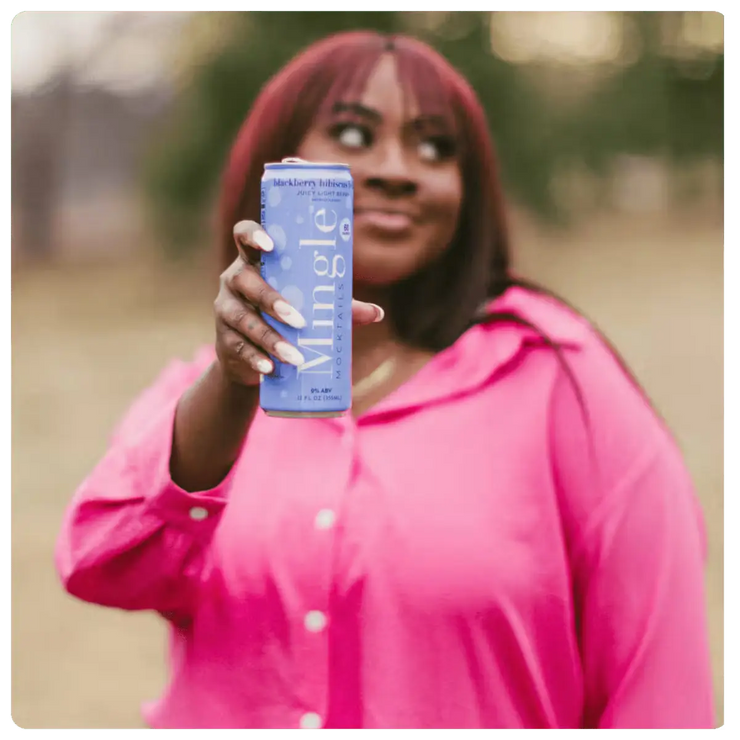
{"left": 216, "top": 30, "right": 665, "bottom": 437}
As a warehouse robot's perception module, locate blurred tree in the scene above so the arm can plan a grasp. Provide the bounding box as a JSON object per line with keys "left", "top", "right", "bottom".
{"left": 12, "top": 75, "right": 70, "bottom": 261}
{"left": 12, "top": 13, "right": 142, "bottom": 261}
{"left": 141, "top": 11, "right": 722, "bottom": 258}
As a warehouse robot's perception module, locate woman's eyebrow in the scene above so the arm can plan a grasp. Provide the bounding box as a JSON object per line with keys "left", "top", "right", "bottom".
{"left": 331, "top": 102, "right": 382, "bottom": 122}
{"left": 409, "top": 114, "right": 450, "bottom": 131}
{"left": 331, "top": 104, "right": 450, "bottom": 131}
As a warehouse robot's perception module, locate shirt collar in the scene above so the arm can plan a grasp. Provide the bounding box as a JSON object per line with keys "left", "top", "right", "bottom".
{"left": 358, "top": 286, "right": 588, "bottom": 423}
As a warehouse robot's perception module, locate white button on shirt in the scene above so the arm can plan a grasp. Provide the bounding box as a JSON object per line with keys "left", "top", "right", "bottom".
{"left": 314, "top": 509, "right": 336, "bottom": 530}
{"left": 188, "top": 506, "right": 209, "bottom": 521}
{"left": 304, "top": 610, "right": 327, "bottom": 633}
{"left": 300, "top": 712, "right": 322, "bottom": 729}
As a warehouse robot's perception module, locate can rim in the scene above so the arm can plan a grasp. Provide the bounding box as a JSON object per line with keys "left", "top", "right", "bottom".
{"left": 264, "top": 157, "right": 350, "bottom": 169}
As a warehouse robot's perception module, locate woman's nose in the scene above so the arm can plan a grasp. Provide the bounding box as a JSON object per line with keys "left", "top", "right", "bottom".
{"left": 363, "top": 141, "right": 418, "bottom": 197}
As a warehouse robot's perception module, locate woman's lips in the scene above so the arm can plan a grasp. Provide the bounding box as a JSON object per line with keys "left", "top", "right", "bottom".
{"left": 354, "top": 209, "right": 414, "bottom": 234}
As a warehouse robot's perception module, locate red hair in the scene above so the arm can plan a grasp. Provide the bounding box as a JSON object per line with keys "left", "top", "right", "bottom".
{"left": 218, "top": 30, "right": 511, "bottom": 350}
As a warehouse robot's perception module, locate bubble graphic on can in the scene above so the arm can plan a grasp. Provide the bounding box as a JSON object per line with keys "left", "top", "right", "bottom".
{"left": 259, "top": 158, "right": 353, "bottom": 418}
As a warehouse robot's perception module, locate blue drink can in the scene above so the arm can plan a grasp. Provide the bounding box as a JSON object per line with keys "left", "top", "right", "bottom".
{"left": 259, "top": 158, "right": 353, "bottom": 418}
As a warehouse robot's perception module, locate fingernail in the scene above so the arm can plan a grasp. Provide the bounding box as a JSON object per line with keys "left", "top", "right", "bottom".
{"left": 371, "top": 304, "right": 385, "bottom": 322}
{"left": 253, "top": 230, "right": 274, "bottom": 252}
{"left": 255, "top": 358, "right": 274, "bottom": 374}
{"left": 274, "top": 341, "right": 305, "bottom": 367}
{"left": 273, "top": 299, "right": 306, "bottom": 329}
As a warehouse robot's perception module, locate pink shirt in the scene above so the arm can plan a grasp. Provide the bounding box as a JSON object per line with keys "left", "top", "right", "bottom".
{"left": 55, "top": 287, "right": 714, "bottom": 729}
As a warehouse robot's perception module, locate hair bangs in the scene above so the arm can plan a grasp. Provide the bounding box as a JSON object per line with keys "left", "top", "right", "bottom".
{"left": 393, "top": 38, "right": 462, "bottom": 144}
{"left": 307, "top": 35, "right": 462, "bottom": 145}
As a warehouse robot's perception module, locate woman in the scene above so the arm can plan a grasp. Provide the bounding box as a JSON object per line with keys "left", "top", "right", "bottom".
{"left": 55, "top": 31, "right": 715, "bottom": 729}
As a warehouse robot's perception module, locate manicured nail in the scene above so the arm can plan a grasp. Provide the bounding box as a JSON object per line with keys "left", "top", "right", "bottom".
{"left": 273, "top": 299, "right": 306, "bottom": 329}
{"left": 253, "top": 230, "right": 274, "bottom": 252}
{"left": 255, "top": 358, "right": 274, "bottom": 374}
{"left": 275, "top": 341, "right": 305, "bottom": 367}
{"left": 371, "top": 304, "right": 385, "bottom": 322}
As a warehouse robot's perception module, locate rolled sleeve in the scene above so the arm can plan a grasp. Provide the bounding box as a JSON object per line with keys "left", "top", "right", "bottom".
{"left": 55, "top": 347, "right": 233, "bottom": 615}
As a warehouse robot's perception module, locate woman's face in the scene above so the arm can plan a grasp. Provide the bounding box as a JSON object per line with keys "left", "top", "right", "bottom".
{"left": 296, "top": 54, "right": 463, "bottom": 287}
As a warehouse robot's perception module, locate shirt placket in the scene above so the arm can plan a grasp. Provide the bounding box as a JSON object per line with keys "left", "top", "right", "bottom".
{"left": 293, "top": 418, "right": 356, "bottom": 729}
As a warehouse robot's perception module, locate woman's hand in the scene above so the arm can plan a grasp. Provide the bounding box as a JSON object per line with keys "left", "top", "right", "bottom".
{"left": 215, "top": 220, "right": 383, "bottom": 387}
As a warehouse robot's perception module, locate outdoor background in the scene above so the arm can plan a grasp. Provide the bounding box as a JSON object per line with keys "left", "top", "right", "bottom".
{"left": 11, "top": 11, "right": 724, "bottom": 728}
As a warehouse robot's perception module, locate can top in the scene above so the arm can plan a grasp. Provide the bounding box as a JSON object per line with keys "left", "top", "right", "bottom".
{"left": 265, "top": 157, "right": 350, "bottom": 170}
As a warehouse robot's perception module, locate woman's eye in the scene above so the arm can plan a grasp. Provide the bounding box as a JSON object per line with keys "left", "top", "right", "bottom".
{"left": 418, "top": 140, "right": 440, "bottom": 162}
{"left": 335, "top": 124, "right": 369, "bottom": 149}
{"left": 418, "top": 137, "right": 456, "bottom": 162}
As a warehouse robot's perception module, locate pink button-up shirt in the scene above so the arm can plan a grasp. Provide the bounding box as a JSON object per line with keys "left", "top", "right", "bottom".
{"left": 55, "top": 287, "right": 715, "bottom": 729}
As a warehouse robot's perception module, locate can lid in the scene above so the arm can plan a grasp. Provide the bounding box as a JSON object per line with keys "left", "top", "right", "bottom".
{"left": 264, "top": 157, "right": 350, "bottom": 170}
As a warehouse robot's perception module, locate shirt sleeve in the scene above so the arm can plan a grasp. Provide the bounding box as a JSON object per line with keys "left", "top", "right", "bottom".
{"left": 54, "top": 345, "right": 232, "bottom": 621}
{"left": 548, "top": 337, "right": 715, "bottom": 729}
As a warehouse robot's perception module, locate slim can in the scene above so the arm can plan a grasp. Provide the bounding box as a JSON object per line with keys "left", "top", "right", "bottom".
{"left": 259, "top": 158, "right": 353, "bottom": 418}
